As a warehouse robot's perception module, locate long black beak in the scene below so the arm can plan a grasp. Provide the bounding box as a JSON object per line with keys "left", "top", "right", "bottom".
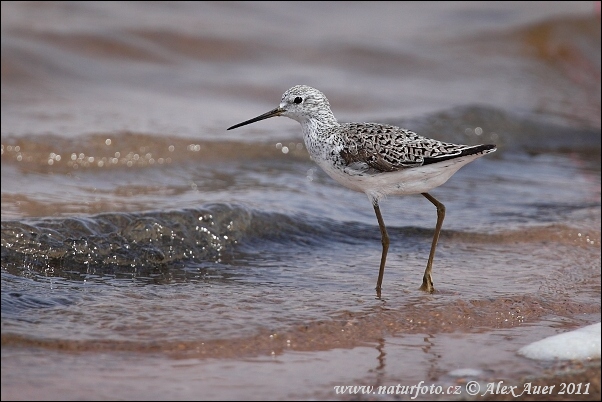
{"left": 227, "top": 107, "right": 283, "bottom": 130}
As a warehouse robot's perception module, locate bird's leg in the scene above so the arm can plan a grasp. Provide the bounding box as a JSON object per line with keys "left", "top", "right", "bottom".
{"left": 373, "top": 202, "right": 389, "bottom": 296}
{"left": 420, "top": 192, "right": 445, "bottom": 293}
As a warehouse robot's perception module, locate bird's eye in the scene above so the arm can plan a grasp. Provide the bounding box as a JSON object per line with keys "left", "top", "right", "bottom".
{"left": 293, "top": 97, "right": 303, "bottom": 104}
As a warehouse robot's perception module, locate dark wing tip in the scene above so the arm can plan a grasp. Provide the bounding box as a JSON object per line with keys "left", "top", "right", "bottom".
{"left": 422, "top": 143, "right": 497, "bottom": 165}
{"left": 460, "top": 144, "right": 496, "bottom": 156}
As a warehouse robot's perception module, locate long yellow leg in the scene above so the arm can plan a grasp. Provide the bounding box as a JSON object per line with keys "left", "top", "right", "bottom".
{"left": 420, "top": 192, "right": 445, "bottom": 293}
{"left": 373, "top": 202, "right": 389, "bottom": 296}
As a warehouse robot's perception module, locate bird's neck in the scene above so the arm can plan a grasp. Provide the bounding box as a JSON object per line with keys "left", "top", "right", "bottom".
{"left": 300, "top": 111, "right": 339, "bottom": 142}
{"left": 300, "top": 113, "right": 342, "bottom": 161}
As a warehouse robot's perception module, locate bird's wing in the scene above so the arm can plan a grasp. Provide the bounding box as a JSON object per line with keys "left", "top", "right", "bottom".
{"left": 339, "top": 123, "right": 471, "bottom": 173}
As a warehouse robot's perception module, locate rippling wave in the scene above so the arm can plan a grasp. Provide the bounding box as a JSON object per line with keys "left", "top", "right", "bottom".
{"left": 3, "top": 201, "right": 598, "bottom": 280}
{"left": 1, "top": 105, "right": 599, "bottom": 177}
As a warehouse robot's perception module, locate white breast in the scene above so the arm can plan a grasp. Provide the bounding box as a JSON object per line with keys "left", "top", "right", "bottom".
{"left": 315, "top": 153, "right": 486, "bottom": 203}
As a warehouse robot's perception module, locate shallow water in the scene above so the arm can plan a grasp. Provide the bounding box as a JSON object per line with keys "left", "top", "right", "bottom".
{"left": 1, "top": 2, "right": 601, "bottom": 400}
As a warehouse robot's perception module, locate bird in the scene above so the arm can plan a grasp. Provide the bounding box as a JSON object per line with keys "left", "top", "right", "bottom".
{"left": 228, "top": 85, "right": 496, "bottom": 295}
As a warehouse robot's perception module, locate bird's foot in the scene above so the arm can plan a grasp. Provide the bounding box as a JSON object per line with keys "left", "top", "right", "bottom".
{"left": 419, "top": 275, "right": 435, "bottom": 293}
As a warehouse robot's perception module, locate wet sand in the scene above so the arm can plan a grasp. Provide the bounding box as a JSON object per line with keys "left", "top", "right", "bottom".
{"left": 480, "top": 362, "right": 600, "bottom": 401}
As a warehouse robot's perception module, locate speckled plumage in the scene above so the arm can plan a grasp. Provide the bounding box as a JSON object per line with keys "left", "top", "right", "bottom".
{"left": 339, "top": 122, "right": 489, "bottom": 169}
{"left": 228, "top": 85, "right": 496, "bottom": 295}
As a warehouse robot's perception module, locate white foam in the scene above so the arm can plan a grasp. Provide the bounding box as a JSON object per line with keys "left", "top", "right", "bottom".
{"left": 518, "top": 323, "right": 601, "bottom": 361}
{"left": 448, "top": 368, "right": 486, "bottom": 377}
